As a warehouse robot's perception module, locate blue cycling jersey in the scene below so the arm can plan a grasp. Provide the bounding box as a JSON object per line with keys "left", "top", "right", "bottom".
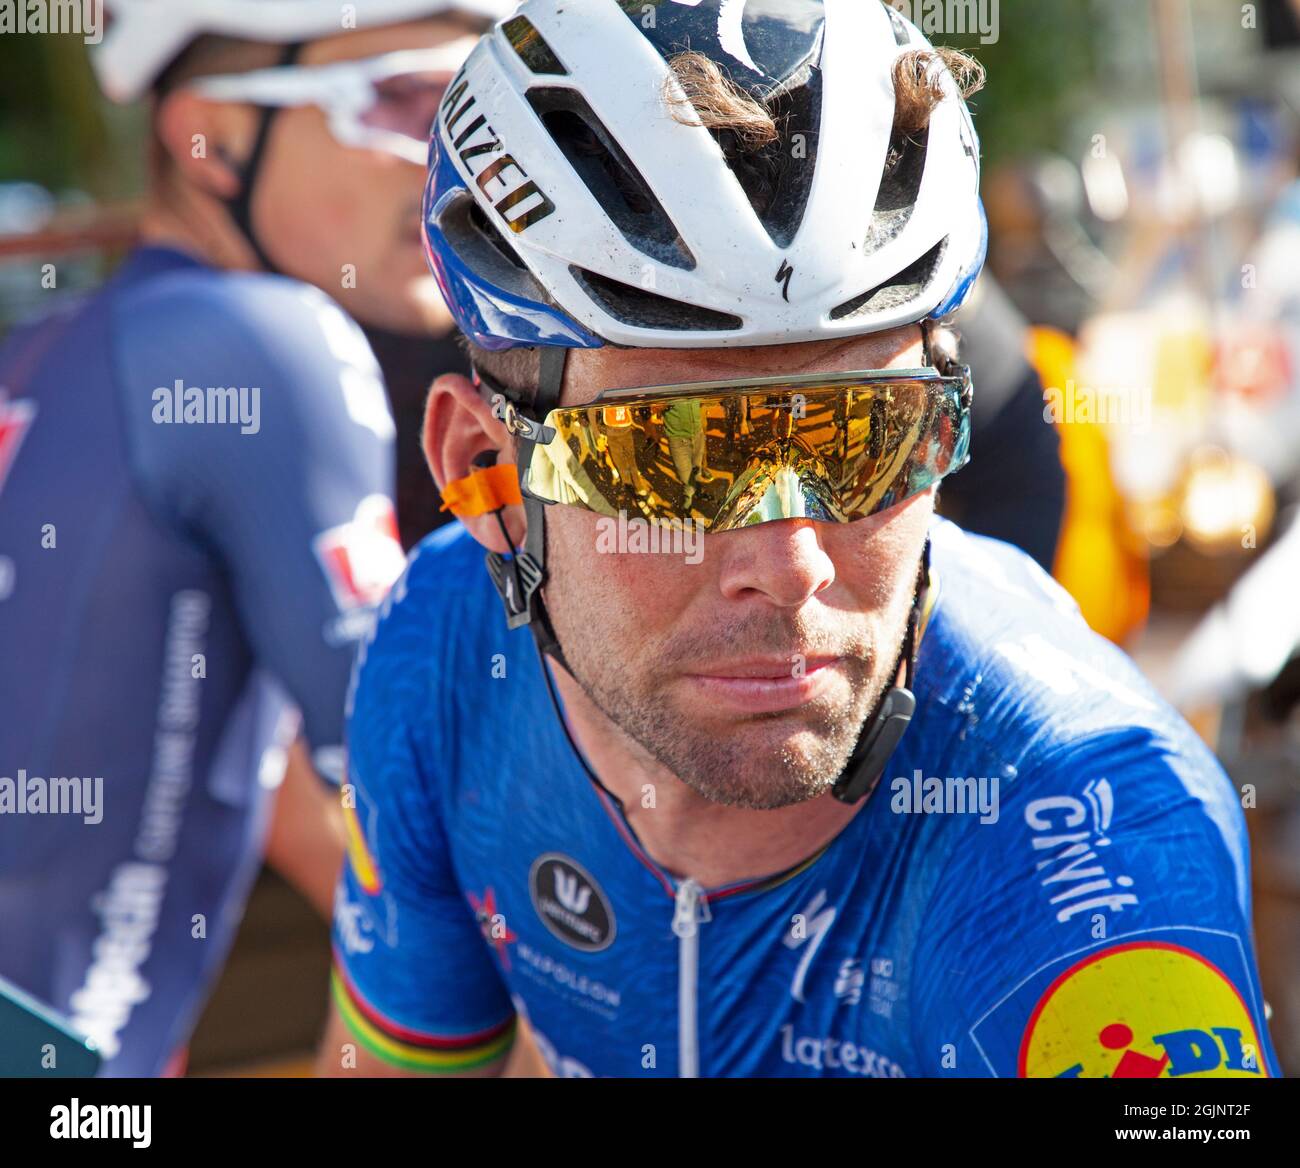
{"left": 330, "top": 516, "right": 1281, "bottom": 1078}
{"left": 0, "top": 246, "right": 404, "bottom": 1075}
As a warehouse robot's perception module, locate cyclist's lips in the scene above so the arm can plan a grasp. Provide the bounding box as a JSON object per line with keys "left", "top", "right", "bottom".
{"left": 682, "top": 656, "right": 845, "bottom": 714}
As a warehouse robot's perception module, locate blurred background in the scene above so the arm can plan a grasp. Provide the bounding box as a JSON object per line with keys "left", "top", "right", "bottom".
{"left": 2, "top": 0, "right": 1298, "bottom": 1075}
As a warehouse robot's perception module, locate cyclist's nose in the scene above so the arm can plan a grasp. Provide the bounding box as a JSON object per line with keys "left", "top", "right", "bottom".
{"left": 715, "top": 517, "right": 835, "bottom": 609}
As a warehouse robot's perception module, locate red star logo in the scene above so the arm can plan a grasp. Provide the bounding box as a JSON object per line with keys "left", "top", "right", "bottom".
{"left": 0, "top": 392, "right": 36, "bottom": 497}
{"left": 468, "top": 887, "right": 517, "bottom": 970}
{"left": 312, "top": 494, "right": 405, "bottom": 611}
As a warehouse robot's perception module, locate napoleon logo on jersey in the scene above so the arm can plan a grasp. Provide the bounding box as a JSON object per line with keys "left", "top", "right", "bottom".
{"left": 529, "top": 854, "right": 615, "bottom": 952}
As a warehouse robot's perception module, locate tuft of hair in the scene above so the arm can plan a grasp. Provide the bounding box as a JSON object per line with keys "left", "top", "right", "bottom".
{"left": 663, "top": 52, "right": 782, "bottom": 152}
{"left": 891, "top": 47, "right": 985, "bottom": 136}
{"left": 664, "top": 44, "right": 984, "bottom": 149}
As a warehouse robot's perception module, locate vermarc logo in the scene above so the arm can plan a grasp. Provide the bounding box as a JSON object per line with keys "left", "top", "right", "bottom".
{"left": 529, "top": 853, "right": 616, "bottom": 953}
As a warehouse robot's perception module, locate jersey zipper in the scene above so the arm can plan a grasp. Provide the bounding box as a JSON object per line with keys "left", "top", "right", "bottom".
{"left": 672, "top": 878, "right": 711, "bottom": 1078}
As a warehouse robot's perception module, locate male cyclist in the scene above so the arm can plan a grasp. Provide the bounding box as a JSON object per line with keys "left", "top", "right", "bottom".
{"left": 0, "top": 0, "right": 504, "bottom": 1076}
{"left": 321, "top": 0, "right": 1280, "bottom": 1078}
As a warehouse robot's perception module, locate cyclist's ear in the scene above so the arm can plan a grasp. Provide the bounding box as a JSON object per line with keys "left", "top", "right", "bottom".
{"left": 424, "top": 372, "right": 525, "bottom": 556}
{"left": 152, "top": 90, "right": 254, "bottom": 200}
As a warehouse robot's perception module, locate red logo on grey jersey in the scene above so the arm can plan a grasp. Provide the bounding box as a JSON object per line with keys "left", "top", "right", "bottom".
{"left": 0, "top": 392, "right": 36, "bottom": 496}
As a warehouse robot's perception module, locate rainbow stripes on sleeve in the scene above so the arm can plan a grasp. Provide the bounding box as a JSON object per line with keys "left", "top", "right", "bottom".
{"left": 331, "top": 961, "right": 517, "bottom": 1074}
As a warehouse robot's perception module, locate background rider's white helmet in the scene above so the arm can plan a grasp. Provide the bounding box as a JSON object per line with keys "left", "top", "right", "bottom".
{"left": 92, "top": 0, "right": 515, "bottom": 103}
{"left": 423, "top": 0, "right": 987, "bottom": 353}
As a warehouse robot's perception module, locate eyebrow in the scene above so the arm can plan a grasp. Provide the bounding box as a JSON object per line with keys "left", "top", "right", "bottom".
{"left": 568, "top": 329, "right": 925, "bottom": 404}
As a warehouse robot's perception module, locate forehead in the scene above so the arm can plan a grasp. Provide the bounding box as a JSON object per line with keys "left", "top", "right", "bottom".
{"left": 301, "top": 16, "right": 482, "bottom": 66}
{"left": 562, "top": 326, "right": 926, "bottom": 406}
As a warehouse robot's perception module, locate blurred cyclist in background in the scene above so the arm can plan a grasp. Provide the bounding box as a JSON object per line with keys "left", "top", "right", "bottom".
{"left": 0, "top": 0, "right": 503, "bottom": 1076}
{"left": 946, "top": 275, "right": 1065, "bottom": 573}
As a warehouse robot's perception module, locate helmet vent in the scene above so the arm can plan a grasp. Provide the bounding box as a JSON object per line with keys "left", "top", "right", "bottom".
{"left": 527, "top": 88, "right": 695, "bottom": 271}
{"left": 439, "top": 191, "right": 552, "bottom": 304}
{"left": 830, "top": 237, "right": 948, "bottom": 321}
{"left": 569, "top": 267, "right": 742, "bottom": 332}
{"left": 865, "top": 125, "right": 929, "bottom": 253}
{"left": 699, "top": 62, "right": 824, "bottom": 250}
{"left": 467, "top": 201, "right": 529, "bottom": 271}
{"left": 504, "top": 16, "right": 568, "bottom": 76}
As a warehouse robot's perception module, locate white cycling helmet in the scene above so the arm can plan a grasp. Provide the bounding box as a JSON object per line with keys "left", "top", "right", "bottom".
{"left": 93, "top": 0, "right": 515, "bottom": 103}
{"left": 424, "top": 0, "right": 986, "bottom": 352}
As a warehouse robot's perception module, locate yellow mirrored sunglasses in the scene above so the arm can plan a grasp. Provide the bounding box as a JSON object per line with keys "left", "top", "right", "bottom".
{"left": 484, "top": 367, "right": 973, "bottom": 533}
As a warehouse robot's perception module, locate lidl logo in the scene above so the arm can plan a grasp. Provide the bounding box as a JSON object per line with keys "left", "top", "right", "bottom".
{"left": 1019, "top": 941, "right": 1267, "bottom": 1078}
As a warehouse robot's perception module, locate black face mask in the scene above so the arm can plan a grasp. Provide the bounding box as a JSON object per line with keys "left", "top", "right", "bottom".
{"left": 360, "top": 323, "right": 470, "bottom": 551}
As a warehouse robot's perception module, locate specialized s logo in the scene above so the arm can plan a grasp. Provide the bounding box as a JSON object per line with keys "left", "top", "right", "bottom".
{"left": 442, "top": 76, "right": 556, "bottom": 234}
{"left": 970, "top": 929, "right": 1271, "bottom": 1078}
{"left": 529, "top": 854, "right": 615, "bottom": 952}
{"left": 784, "top": 890, "right": 837, "bottom": 1004}
{"left": 775, "top": 260, "right": 794, "bottom": 302}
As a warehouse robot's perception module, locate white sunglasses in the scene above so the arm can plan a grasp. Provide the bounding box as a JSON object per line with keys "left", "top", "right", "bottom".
{"left": 189, "top": 39, "right": 480, "bottom": 164}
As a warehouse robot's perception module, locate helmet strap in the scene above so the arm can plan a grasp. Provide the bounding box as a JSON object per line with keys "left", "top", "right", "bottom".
{"left": 220, "top": 42, "right": 303, "bottom": 276}
{"left": 832, "top": 538, "right": 931, "bottom": 805}
{"left": 481, "top": 346, "right": 625, "bottom": 801}
{"left": 482, "top": 346, "right": 571, "bottom": 672}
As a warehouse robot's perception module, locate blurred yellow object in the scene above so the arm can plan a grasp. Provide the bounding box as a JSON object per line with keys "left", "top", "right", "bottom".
{"left": 1178, "top": 446, "right": 1275, "bottom": 555}
{"left": 1153, "top": 326, "right": 1214, "bottom": 418}
{"left": 1029, "top": 326, "right": 1150, "bottom": 644}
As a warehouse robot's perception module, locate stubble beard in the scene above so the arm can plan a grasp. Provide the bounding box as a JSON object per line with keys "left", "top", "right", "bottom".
{"left": 549, "top": 586, "right": 913, "bottom": 811}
